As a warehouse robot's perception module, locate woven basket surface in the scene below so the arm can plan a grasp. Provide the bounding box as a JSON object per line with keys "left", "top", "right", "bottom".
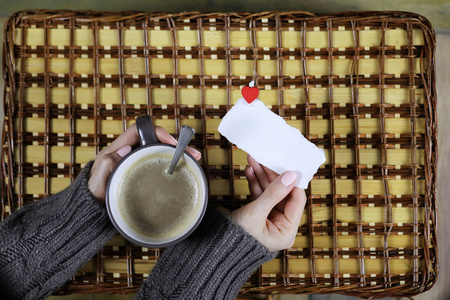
{"left": 1, "top": 10, "right": 438, "bottom": 298}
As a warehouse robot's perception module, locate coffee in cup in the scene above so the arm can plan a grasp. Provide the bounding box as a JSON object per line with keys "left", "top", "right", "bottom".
{"left": 118, "top": 152, "right": 202, "bottom": 240}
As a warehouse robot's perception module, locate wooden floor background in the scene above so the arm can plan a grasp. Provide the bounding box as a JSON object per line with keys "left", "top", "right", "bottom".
{"left": 0, "top": 1, "right": 449, "bottom": 299}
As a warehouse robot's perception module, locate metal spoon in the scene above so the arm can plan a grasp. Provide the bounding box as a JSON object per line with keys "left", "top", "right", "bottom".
{"left": 167, "top": 125, "right": 196, "bottom": 174}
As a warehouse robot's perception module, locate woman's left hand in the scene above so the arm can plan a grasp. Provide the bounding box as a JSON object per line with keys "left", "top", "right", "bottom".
{"left": 88, "top": 123, "right": 201, "bottom": 203}
{"left": 229, "top": 155, "right": 306, "bottom": 252}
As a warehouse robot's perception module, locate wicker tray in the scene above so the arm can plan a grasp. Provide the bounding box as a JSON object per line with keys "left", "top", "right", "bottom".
{"left": 1, "top": 10, "right": 438, "bottom": 298}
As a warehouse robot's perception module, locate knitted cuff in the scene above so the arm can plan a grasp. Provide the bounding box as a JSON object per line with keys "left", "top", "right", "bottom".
{"left": 0, "top": 161, "right": 116, "bottom": 300}
{"left": 136, "top": 207, "right": 277, "bottom": 300}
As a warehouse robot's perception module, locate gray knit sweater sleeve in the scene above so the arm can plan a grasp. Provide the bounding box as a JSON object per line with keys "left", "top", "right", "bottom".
{"left": 135, "top": 207, "right": 277, "bottom": 300}
{"left": 0, "top": 161, "right": 116, "bottom": 300}
{"left": 0, "top": 161, "right": 276, "bottom": 299}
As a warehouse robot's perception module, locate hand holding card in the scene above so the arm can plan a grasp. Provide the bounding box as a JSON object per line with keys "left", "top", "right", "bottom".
{"left": 218, "top": 82, "right": 326, "bottom": 189}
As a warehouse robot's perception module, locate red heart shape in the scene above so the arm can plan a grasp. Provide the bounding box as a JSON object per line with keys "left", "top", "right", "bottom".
{"left": 241, "top": 86, "right": 259, "bottom": 104}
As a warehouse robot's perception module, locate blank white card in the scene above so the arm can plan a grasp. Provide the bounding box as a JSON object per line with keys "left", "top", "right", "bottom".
{"left": 218, "top": 98, "right": 326, "bottom": 189}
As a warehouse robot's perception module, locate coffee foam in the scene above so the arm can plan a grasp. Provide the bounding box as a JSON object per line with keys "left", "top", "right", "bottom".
{"left": 118, "top": 153, "right": 201, "bottom": 239}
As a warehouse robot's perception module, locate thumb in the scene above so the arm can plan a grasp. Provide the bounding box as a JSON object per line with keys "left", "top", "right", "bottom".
{"left": 94, "top": 145, "right": 132, "bottom": 176}
{"left": 254, "top": 171, "right": 297, "bottom": 216}
{"left": 115, "top": 145, "right": 132, "bottom": 159}
{"left": 88, "top": 145, "right": 132, "bottom": 201}
{"left": 101, "top": 145, "right": 132, "bottom": 172}
{"left": 105, "top": 145, "right": 132, "bottom": 171}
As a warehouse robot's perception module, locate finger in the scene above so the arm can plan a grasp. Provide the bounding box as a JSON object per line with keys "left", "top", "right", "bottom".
{"left": 267, "top": 190, "right": 305, "bottom": 245}
{"left": 99, "top": 147, "right": 131, "bottom": 178}
{"left": 262, "top": 165, "right": 279, "bottom": 181}
{"left": 267, "top": 201, "right": 285, "bottom": 219}
{"left": 186, "top": 146, "right": 201, "bottom": 161}
{"left": 283, "top": 188, "right": 307, "bottom": 226}
{"left": 89, "top": 147, "right": 130, "bottom": 201}
{"left": 105, "top": 123, "right": 139, "bottom": 154}
{"left": 116, "top": 145, "right": 132, "bottom": 158}
{"left": 262, "top": 164, "right": 290, "bottom": 213}
{"left": 155, "top": 126, "right": 178, "bottom": 145}
{"left": 103, "top": 123, "right": 201, "bottom": 161}
{"left": 247, "top": 155, "right": 271, "bottom": 189}
{"left": 268, "top": 209, "right": 295, "bottom": 236}
{"left": 274, "top": 198, "right": 287, "bottom": 214}
{"left": 154, "top": 127, "right": 201, "bottom": 160}
{"left": 245, "top": 165, "right": 263, "bottom": 198}
{"left": 273, "top": 182, "right": 304, "bottom": 214}
{"left": 98, "top": 151, "right": 123, "bottom": 176}
{"left": 254, "top": 171, "right": 297, "bottom": 217}
{"left": 259, "top": 166, "right": 287, "bottom": 217}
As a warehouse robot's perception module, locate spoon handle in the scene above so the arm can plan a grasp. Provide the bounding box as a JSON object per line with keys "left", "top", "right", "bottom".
{"left": 167, "top": 125, "right": 195, "bottom": 174}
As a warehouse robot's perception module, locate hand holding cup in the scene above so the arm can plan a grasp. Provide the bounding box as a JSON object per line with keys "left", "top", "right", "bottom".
{"left": 88, "top": 123, "right": 201, "bottom": 202}
{"left": 104, "top": 116, "right": 208, "bottom": 248}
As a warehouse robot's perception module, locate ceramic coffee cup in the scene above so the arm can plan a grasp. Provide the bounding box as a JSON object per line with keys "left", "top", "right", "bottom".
{"left": 106, "top": 115, "right": 208, "bottom": 248}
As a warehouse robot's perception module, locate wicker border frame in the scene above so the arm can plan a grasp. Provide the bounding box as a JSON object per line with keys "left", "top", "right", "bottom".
{"left": 1, "top": 10, "right": 438, "bottom": 298}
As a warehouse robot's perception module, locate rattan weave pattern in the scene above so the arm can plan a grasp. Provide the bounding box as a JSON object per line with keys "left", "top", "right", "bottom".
{"left": 1, "top": 10, "right": 437, "bottom": 298}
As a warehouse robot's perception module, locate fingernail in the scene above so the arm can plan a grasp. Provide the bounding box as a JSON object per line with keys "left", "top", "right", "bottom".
{"left": 187, "top": 146, "right": 201, "bottom": 156}
{"left": 281, "top": 171, "right": 297, "bottom": 186}
{"left": 249, "top": 166, "right": 255, "bottom": 173}
{"left": 116, "top": 145, "right": 132, "bottom": 157}
{"left": 170, "top": 135, "right": 178, "bottom": 144}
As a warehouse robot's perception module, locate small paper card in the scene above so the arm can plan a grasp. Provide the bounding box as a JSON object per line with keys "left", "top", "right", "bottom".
{"left": 218, "top": 98, "right": 326, "bottom": 189}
